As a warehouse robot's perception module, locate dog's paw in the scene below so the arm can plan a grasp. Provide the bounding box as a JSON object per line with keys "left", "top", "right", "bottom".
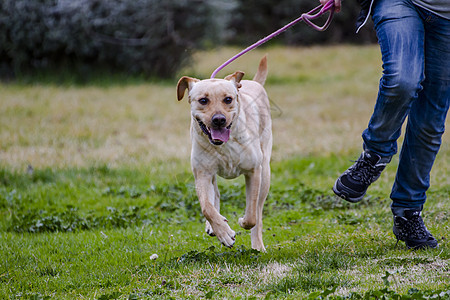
{"left": 238, "top": 216, "right": 256, "bottom": 230}
{"left": 205, "top": 220, "right": 215, "bottom": 236}
{"left": 218, "top": 228, "right": 236, "bottom": 248}
{"left": 213, "top": 219, "right": 236, "bottom": 248}
{"left": 252, "top": 243, "right": 266, "bottom": 252}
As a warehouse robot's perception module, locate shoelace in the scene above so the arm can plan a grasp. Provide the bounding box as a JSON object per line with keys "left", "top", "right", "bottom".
{"left": 348, "top": 159, "right": 382, "bottom": 185}
{"left": 395, "top": 215, "right": 429, "bottom": 240}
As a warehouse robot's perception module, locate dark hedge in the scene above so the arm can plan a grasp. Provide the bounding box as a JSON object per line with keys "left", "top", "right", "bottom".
{"left": 0, "top": 0, "right": 221, "bottom": 79}
{"left": 228, "top": 0, "right": 377, "bottom": 46}
{"left": 0, "top": 0, "right": 375, "bottom": 81}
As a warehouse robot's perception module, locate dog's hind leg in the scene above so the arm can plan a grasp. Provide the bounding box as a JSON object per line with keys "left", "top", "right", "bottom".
{"left": 205, "top": 175, "right": 220, "bottom": 236}
{"left": 251, "top": 158, "right": 271, "bottom": 252}
{"left": 239, "top": 166, "right": 261, "bottom": 230}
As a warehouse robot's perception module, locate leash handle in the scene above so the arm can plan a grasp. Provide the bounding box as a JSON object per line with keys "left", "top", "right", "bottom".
{"left": 210, "top": 0, "right": 335, "bottom": 79}
{"left": 302, "top": 0, "right": 335, "bottom": 31}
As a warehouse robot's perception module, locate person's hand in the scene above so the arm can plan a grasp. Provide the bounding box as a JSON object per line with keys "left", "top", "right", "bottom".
{"left": 320, "top": 0, "right": 341, "bottom": 12}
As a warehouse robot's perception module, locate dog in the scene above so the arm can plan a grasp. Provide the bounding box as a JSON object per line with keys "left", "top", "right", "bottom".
{"left": 176, "top": 56, "right": 272, "bottom": 251}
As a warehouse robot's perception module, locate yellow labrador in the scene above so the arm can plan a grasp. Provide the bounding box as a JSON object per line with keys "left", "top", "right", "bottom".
{"left": 176, "top": 56, "right": 272, "bottom": 251}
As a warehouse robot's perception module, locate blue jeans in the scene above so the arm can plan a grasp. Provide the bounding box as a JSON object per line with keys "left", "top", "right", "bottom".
{"left": 362, "top": 0, "right": 450, "bottom": 209}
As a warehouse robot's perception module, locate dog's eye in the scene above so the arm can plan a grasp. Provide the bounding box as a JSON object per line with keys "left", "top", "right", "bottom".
{"left": 223, "top": 97, "right": 233, "bottom": 104}
{"left": 198, "top": 98, "right": 209, "bottom": 105}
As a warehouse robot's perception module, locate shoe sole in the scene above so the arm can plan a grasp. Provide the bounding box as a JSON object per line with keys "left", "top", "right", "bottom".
{"left": 407, "top": 243, "right": 439, "bottom": 250}
{"left": 393, "top": 226, "right": 439, "bottom": 250}
{"left": 332, "top": 179, "right": 365, "bottom": 203}
{"left": 395, "top": 237, "right": 439, "bottom": 250}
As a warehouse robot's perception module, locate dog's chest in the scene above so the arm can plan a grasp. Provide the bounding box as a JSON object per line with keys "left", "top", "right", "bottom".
{"left": 214, "top": 141, "right": 261, "bottom": 179}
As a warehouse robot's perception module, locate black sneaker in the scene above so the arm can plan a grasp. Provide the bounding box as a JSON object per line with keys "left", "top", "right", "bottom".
{"left": 333, "top": 150, "right": 389, "bottom": 203}
{"left": 392, "top": 209, "right": 438, "bottom": 249}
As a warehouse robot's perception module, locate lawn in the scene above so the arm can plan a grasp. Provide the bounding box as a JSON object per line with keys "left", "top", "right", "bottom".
{"left": 0, "top": 45, "right": 449, "bottom": 299}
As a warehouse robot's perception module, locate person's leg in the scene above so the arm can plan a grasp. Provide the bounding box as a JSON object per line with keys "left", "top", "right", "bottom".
{"left": 362, "top": 0, "right": 425, "bottom": 157}
{"left": 391, "top": 7, "right": 450, "bottom": 208}
{"left": 333, "top": 0, "right": 425, "bottom": 202}
{"left": 390, "top": 7, "right": 450, "bottom": 249}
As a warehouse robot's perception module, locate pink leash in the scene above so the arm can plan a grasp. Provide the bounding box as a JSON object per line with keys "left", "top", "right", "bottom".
{"left": 210, "top": 0, "right": 336, "bottom": 79}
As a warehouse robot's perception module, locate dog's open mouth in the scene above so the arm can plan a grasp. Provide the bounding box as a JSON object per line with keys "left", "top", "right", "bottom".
{"left": 196, "top": 119, "right": 232, "bottom": 145}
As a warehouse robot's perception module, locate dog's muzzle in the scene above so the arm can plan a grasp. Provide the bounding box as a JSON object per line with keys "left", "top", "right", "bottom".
{"left": 196, "top": 116, "right": 232, "bottom": 146}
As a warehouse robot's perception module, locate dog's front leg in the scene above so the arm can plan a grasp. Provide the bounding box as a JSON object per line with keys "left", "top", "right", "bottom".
{"left": 194, "top": 171, "right": 236, "bottom": 248}
{"left": 205, "top": 175, "right": 220, "bottom": 236}
{"left": 239, "top": 165, "right": 261, "bottom": 230}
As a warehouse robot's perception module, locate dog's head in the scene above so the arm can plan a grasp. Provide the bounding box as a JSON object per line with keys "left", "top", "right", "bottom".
{"left": 177, "top": 71, "right": 244, "bottom": 146}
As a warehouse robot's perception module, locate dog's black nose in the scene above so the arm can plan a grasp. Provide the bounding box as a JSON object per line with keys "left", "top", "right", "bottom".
{"left": 212, "top": 114, "right": 226, "bottom": 127}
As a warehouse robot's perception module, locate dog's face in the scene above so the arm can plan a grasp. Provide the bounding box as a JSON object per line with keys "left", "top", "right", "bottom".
{"left": 177, "top": 72, "right": 244, "bottom": 145}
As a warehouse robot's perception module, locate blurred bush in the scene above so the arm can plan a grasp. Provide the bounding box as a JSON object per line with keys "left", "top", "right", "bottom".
{"left": 228, "top": 0, "right": 376, "bottom": 45}
{"left": 0, "top": 0, "right": 375, "bottom": 81}
{"left": 0, "top": 0, "right": 224, "bottom": 79}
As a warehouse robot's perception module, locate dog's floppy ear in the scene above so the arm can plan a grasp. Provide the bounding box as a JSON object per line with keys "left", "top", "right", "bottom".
{"left": 177, "top": 76, "right": 200, "bottom": 101}
{"left": 225, "top": 71, "right": 245, "bottom": 89}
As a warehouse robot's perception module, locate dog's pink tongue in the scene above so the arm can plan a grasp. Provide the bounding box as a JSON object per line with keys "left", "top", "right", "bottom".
{"left": 210, "top": 127, "right": 230, "bottom": 143}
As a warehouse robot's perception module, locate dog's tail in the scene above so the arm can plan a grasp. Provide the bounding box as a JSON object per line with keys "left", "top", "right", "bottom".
{"left": 253, "top": 55, "right": 268, "bottom": 86}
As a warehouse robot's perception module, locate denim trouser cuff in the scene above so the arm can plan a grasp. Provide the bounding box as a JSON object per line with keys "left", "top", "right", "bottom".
{"left": 391, "top": 205, "right": 423, "bottom": 217}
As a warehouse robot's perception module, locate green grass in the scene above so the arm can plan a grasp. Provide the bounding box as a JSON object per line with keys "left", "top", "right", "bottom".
{"left": 1, "top": 45, "right": 449, "bottom": 299}
{"left": 1, "top": 156, "right": 449, "bottom": 299}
